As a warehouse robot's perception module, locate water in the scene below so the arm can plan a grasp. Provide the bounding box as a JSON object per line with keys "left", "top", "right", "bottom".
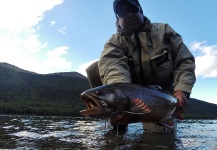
{"left": 0, "top": 115, "right": 217, "bottom": 150}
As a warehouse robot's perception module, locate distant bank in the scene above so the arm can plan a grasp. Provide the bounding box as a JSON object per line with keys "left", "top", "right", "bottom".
{"left": 0, "top": 62, "right": 217, "bottom": 119}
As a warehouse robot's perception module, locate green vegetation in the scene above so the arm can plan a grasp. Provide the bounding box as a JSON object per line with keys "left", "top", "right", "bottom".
{"left": 0, "top": 63, "right": 217, "bottom": 119}
{"left": 0, "top": 100, "right": 84, "bottom": 116}
{"left": 0, "top": 65, "right": 89, "bottom": 116}
{"left": 184, "top": 98, "right": 217, "bottom": 119}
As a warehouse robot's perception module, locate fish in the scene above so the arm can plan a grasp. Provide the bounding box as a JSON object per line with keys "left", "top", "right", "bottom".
{"left": 80, "top": 83, "right": 182, "bottom": 127}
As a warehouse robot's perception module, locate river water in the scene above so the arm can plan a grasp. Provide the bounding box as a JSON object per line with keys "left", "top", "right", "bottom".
{"left": 0, "top": 115, "right": 217, "bottom": 150}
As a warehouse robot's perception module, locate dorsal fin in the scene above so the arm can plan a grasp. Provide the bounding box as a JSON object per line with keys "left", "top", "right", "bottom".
{"left": 148, "top": 85, "right": 162, "bottom": 91}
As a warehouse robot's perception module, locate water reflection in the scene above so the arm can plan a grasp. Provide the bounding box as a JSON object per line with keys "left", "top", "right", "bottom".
{"left": 177, "top": 120, "right": 217, "bottom": 150}
{"left": 0, "top": 115, "right": 217, "bottom": 149}
{"left": 96, "top": 123, "right": 178, "bottom": 150}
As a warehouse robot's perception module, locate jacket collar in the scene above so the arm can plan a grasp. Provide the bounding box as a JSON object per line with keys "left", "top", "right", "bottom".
{"left": 117, "top": 16, "right": 152, "bottom": 36}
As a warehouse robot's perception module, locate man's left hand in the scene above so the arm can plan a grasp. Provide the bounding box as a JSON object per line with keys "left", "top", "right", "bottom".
{"left": 173, "top": 90, "right": 188, "bottom": 120}
{"left": 173, "top": 90, "right": 188, "bottom": 113}
{"left": 109, "top": 114, "right": 133, "bottom": 126}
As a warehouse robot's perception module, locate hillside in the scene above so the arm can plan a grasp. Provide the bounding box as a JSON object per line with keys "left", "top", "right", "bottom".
{"left": 49, "top": 72, "right": 87, "bottom": 79}
{"left": 0, "top": 63, "right": 216, "bottom": 119}
{"left": 0, "top": 62, "right": 36, "bottom": 74}
{"left": 184, "top": 98, "right": 217, "bottom": 119}
{"left": 0, "top": 64, "right": 90, "bottom": 116}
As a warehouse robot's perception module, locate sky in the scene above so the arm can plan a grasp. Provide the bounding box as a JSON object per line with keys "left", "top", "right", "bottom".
{"left": 0, "top": 0, "right": 217, "bottom": 105}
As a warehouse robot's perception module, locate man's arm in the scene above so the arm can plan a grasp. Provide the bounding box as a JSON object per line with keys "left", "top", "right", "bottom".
{"left": 98, "top": 34, "right": 132, "bottom": 85}
{"left": 165, "top": 24, "right": 196, "bottom": 112}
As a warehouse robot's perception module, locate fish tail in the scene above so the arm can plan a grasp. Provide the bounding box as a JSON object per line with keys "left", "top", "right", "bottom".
{"left": 173, "top": 109, "right": 184, "bottom": 120}
{"left": 158, "top": 119, "right": 174, "bottom": 128}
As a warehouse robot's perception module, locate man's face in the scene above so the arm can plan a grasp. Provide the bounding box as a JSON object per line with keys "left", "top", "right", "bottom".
{"left": 116, "top": 2, "right": 144, "bottom": 31}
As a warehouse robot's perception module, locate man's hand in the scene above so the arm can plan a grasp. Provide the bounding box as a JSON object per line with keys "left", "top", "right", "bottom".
{"left": 173, "top": 90, "right": 188, "bottom": 112}
{"left": 109, "top": 114, "right": 133, "bottom": 126}
{"left": 173, "top": 90, "right": 188, "bottom": 120}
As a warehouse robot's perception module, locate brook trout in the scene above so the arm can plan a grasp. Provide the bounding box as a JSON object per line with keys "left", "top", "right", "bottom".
{"left": 80, "top": 83, "right": 181, "bottom": 126}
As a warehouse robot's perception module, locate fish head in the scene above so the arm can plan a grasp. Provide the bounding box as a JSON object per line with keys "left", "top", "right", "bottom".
{"left": 80, "top": 84, "right": 129, "bottom": 118}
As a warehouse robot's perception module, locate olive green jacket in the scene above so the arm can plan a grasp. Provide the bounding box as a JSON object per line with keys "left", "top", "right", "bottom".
{"left": 98, "top": 17, "right": 196, "bottom": 93}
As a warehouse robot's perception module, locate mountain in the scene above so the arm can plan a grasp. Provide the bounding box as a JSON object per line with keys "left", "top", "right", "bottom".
{"left": 184, "top": 98, "right": 217, "bottom": 119}
{"left": 0, "top": 62, "right": 36, "bottom": 74}
{"left": 49, "top": 72, "right": 87, "bottom": 79}
{"left": 0, "top": 63, "right": 217, "bottom": 119}
{"left": 0, "top": 62, "right": 86, "bottom": 78}
{"left": 0, "top": 63, "right": 90, "bottom": 116}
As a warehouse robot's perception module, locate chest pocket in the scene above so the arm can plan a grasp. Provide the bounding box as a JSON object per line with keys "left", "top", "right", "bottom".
{"left": 150, "top": 50, "right": 174, "bottom": 87}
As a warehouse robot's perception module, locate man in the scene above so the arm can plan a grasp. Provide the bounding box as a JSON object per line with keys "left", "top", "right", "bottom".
{"left": 88, "top": 0, "right": 196, "bottom": 133}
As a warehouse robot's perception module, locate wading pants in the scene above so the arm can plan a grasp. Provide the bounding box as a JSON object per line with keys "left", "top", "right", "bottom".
{"left": 143, "top": 119, "right": 177, "bottom": 134}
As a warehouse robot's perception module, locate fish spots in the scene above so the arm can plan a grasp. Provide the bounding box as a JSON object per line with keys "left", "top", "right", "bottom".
{"left": 130, "top": 98, "right": 151, "bottom": 114}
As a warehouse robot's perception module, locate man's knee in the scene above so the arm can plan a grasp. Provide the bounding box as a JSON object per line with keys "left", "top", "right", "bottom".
{"left": 143, "top": 120, "right": 177, "bottom": 134}
{"left": 86, "top": 61, "right": 102, "bottom": 88}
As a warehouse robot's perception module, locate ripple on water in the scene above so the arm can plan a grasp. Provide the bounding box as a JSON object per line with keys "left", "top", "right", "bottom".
{"left": 11, "top": 131, "right": 42, "bottom": 139}
{"left": 177, "top": 119, "right": 217, "bottom": 149}
{"left": 1, "top": 115, "right": 217, "bottom": 149}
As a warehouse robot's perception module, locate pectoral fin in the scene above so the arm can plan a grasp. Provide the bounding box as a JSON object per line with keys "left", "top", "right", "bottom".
{"left": 158, "top": 119, "right": 174, "bottom": 128}
{"left": 125, "top": 98, "right": 151, "bottom": 114}
{"left": 148, "top": 85, "right": 162, "bottom": 91}
{"left": 122, "top": 111, "right": 146, "bottom": 115}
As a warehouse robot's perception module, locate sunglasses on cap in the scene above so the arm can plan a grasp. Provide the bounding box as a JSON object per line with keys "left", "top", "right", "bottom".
{"left": 116, "top": 5, "right": 140, "bottom": 18}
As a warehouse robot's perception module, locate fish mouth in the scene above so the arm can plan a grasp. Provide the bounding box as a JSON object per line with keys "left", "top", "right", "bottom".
{"left": 80, "top": 94, "right": 110, "bottom": 117}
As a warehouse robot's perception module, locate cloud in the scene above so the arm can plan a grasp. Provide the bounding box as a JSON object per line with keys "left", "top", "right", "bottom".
{"left": 0, "top": 31, "right": 46, "bottom": 74}
{"left": 76, "top": 59, "right": 99, "bottom": 77}
{"left": 0, "top": 0, "right": 63, "bottom": 31}
{"left": 51, "top": 21, "right": 56, "bottom": 26}
{"left": 45, "top": 46, "right": 72, "bottom": 69}
{"left": 0, "top": 30, "right": 42, "bottom": 60}
{"left": 0, "top": 0, "right": 72, "bottom": 74}
{"left": 190, "top": 41, "right": 217, "bottom": 78}
{"left": 21, "top": 33, "right": 41, "bottom": 54}
{"left": 58, "top": 27, "right": 67, "bottom": 35}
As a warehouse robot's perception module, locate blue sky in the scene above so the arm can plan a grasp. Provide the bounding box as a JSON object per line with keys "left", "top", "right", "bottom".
{"left": 0, "top": 0, "right": 217, "bottom": 104}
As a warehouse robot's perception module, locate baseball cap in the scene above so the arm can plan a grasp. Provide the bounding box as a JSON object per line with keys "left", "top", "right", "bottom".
{"left": 113, "top": 0, "right": 143, "bottom": 14}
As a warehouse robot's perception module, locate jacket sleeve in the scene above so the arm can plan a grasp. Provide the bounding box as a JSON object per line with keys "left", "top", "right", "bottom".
{"left": 165, "top": 24, "right": 196, "bottom": 93}
{"left": 98, "top": 34, "right": 132, "bottom": 85}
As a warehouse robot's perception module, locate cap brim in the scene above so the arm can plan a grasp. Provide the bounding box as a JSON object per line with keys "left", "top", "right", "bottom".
{"left": 114, "top": 0, "right": 139, "bottom": 14}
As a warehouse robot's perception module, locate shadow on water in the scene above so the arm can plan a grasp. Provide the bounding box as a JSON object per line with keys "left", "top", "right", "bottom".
{"left": 0, "top": 115, "right": 217, "bottom": 149}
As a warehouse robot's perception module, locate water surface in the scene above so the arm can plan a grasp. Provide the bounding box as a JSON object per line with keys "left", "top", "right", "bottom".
{"left": 0, "top": 115, "right": 216, "bottom": 149}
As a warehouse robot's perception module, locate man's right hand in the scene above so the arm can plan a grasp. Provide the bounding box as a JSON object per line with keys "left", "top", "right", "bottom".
{"left": 109, "top": 114, "right": 133, "bottom": 126}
